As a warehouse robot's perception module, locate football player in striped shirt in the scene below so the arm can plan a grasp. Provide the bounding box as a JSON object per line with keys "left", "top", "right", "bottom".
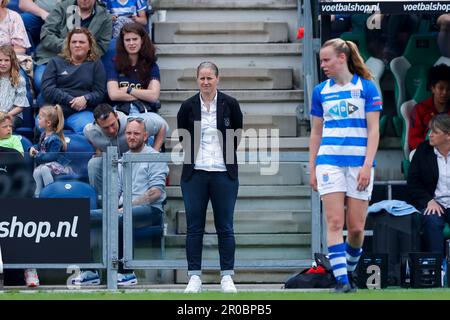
{"left": 309, "top": 38, "right": 382, "bottom": 293}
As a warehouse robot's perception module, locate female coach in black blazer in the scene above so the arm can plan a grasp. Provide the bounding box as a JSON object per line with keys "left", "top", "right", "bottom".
{"left": 177, "top": 62, "right": 243, "bottom": 293}
{"left": 407, "top": 113, "right": 450, "bottom": 255}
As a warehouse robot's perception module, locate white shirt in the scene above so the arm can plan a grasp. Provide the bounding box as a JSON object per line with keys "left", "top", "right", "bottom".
{"left": 434, "top": 147, "right": 450, "bottom": 209}
{"left": 194, "top": 92, "right": 227, "bottom": 172}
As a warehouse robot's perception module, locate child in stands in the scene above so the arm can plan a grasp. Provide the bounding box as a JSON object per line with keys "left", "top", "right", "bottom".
{"left": 0, "top": 45, "right": 29, "bottom": 129}
{"left": 0, "top": 111, "right": 23, "bottom": 155}
{"left": 103, "top": 0, "right": 148, "bottom": 38}
{"left": 30, "top": 104, "right": 73, "bottom": 198}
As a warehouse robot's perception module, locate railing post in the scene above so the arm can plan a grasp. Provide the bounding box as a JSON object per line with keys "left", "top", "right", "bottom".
{"left": 106, "top": 146, "right": 119, "bottom": 289}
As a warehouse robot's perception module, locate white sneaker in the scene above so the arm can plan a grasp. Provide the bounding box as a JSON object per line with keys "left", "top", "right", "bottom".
{"left": 24, "top": 268, "right": 40, "bottom": 287}
{"left": 221, "top": 275, "right": 237, "bottom": 293}
{"left": 184, "top": 275, "right": 202, "bottom": 293}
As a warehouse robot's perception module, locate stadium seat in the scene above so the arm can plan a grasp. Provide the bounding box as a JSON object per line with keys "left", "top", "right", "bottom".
{"left": 60, "top": 134, "right": 95, "bottom": 182}
{"left": 340, "top": 32, "right": 387, "bottom": 135}
{"left": 390, "top": 33, "right": 441, "bottom": 137}
{"left": 14, "top": 106, "right": 35, "bottom": 141}
{"left": 399, "top": 100, "right": 416, "bottom": 178}
{"left": 39, "top": 180, "right": 98, "bottom": 210}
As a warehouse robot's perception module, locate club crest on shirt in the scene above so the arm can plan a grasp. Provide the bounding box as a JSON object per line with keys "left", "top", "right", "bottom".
{"left": 351, "top": 89, "right": 361, "bottom": 99}
{"left": 224, "top": 117, "right": 230, "bottom": 127}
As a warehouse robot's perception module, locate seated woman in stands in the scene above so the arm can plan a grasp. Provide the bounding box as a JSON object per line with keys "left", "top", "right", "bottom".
{"left": 408, "top": 64, "right": 450, "bottom": 152}
{"left": 40, "top": 28, "right": 106, "bottom": 134}
{"left": 407, "top": 113, "right": 450, "bottom": 256}
{"left": 0, "top": 45, "right": 29, "bottom": 129}
{"left": 106, "top": 23, "right": 160, "bottom": 116}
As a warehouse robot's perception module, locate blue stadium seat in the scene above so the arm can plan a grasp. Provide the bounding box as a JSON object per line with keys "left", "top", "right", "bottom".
{"left": 39, "top": 180, "right": 98, "bottom": 210}
{"left": 61, "top": 133, "right": 95, "bottom": 182}
{"left": 15, "top": 107, "right": 35, "bottom": 141}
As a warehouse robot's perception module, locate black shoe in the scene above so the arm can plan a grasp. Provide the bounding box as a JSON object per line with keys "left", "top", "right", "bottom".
{"left": 334, "top": 281, "right": 356, "bottom": 293}
{"left": 348, "top": 272, "right": 358, "bottom": 291}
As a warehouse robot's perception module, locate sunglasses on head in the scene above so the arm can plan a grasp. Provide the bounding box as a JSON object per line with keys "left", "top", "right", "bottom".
{"left": 127, "top": 117, "right": 144, "bottom": 123}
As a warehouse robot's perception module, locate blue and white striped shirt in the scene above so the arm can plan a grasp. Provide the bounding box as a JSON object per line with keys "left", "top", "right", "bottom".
{"left": 103, "top": 0, "right": 147, "bottom": 16}
{"left": 310, "top": 74, "right": 382, "bottom": 167}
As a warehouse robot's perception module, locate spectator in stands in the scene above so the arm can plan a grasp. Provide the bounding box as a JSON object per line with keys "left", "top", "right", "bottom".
{"left": 84, "top": 103, "right": 168, "bottom": 197}
{"left": 27, "top": 104, "right": 72, "bottom": 288}
{"left": 102, "top": 0, "right": 147, "bottom": 39}
{"left": 33, "top": 0, "right": 112, "bottom": 94}
{"left": 107, "top": 23, "right": 160, "bottom": 115}
{"left": 408, "top": 64, "right": 450, "bottom": 152}
{"left": 0, "top": 0, "right": 31, "bottom": 54}
{"left": 0, "top": 111, "right": 23, "bottom": 155}
{"left": 178, "top": 62, "right": 243, "bottom": 294}
{"left": 72, "top": 117, "right": 169, "bottom": 286}
{"left": 309, "top": 38, "right": 382, "bottom": 293}
{"left": 40, "top": 28, "right": 106, "bottom": 134}
{"left": 407, "top": 113, "right": 450, "bottom": 256}
{"left": 437, "top": 14, "right": 450, "bottom": 58}
{"left": 30, "top": 104, "right": 73, "bottom": 198}
{"left": 0, "top": 45, "right": 29, "bottom": 129}
{"left": 18, "top": 0, "right": 55, "bottom": 53}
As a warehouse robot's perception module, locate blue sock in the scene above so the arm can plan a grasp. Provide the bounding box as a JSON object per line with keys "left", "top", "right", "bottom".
{"left": 328, "top": 243, "right": 349, "bottom": 284}
{"left": 345, "top": 242, "right": 363, "bottom": 273}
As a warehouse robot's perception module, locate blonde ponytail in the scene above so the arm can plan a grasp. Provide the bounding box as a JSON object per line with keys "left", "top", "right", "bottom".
{"left": 322, "top": 38, "right": 373, "bottom": 80}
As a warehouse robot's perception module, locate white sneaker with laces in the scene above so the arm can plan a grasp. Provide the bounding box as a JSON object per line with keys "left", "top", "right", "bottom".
{"left": 221, "top": 275, "right": 237, "bottom": 293}
{"left": 24, "top": 268, "right": 40, "bottom": 287}
{"left": 184, "top": 275, "right": 202, "bottom": 293}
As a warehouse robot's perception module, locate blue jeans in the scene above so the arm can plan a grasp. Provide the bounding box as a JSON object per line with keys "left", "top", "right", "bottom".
{"left": 33, "top": 63, "right": 47, "bottom": 95}
{"left": 181, "top": 170, "right": 239, "bottom": 276}
{"left": 21, "top": 12, "right": 44, "bottom": 53}
{"left": 421, "top": 207, "right": 450, "bottom": 255}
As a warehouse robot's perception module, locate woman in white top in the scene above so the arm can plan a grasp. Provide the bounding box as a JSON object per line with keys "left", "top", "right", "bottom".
{"left": 177, "top": 62, "right": 243, "bottom": 294}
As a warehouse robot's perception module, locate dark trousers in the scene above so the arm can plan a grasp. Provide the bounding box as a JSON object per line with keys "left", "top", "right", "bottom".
{"left": 421, "top": 207, "right": 450, "bottom": 255}
{"left": 181, "top": 170, "right": 239, "bottom": 273}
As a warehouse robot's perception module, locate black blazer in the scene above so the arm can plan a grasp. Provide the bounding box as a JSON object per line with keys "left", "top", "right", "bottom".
{"left": 407, "top": 140, "right": 439, "bottom": 210}
{"left": 177, "top": 91, "right": 243, "bottom": 182}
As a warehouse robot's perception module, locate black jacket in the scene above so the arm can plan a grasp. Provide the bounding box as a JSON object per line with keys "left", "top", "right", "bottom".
{"left": 407, "top": 140, "right": 439, "bottom": 210}
{"left": 177, "top": 91, "right": 243, "bottom": 181}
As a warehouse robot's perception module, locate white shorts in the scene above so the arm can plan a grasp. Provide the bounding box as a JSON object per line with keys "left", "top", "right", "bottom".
{"left": 315, "top": 164, "right": 374, "bottom": 201}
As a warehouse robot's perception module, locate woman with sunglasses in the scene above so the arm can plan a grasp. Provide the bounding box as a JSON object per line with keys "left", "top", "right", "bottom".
{"left": 40, "top": 28, "right": 106, "bottom": 134}
{"left": 177, "top": 61, "right": 243, "bottom": 294}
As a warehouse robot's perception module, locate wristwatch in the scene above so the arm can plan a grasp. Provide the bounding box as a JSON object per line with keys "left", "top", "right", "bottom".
{"left": 127, "top": 87, "right": 133, "bottom": 94}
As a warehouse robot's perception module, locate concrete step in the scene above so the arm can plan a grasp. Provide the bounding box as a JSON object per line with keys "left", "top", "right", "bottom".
{"left": 163, "top": 114, "right": 297, "bottom": 137}
{"left": 164, "top": 185, "right": 312, "bottom": 216}
{"left": 159, "top": 90, "right": 303, "bottom": 137}
{"left": 154, "top": 21, "right": 289, "bottom": 44}
{"left": 156, "top": 43, "right": 302, "bottom": 88}
{"left": 176, "top": 209, "right": 311, "bottom": 234}
{"left": 175, "top": 270, "right": 297, "bottom": 284}
{"left": 167, "top": 162, "right": 304, "bottom": 185}
{"left": 160, "top": 89, "right": 303, "bottom": 102}
{"left": 164, "top": 137, "right": 310, "bottom": 152}
{"left": 152, "top": 1, "right": 299, "bottom": 42}
{"left": 160, "top": 68, "right": 293, "bottom": 90}
{"left": 153, "top": 0, "right": 297, "bottom": 9}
